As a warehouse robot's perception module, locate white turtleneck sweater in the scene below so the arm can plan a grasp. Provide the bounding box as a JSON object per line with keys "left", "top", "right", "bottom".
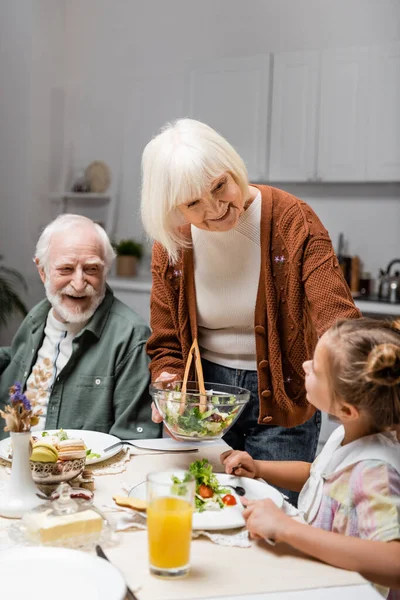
{"left": 192, "top": 191, "right": 261, "bottom": 370}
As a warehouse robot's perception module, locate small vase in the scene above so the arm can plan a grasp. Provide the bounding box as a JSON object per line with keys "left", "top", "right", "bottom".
{"left": 0, "top": 431, "right": 44, "bottom": 518}
{"left": 116, "top": 256, "right": 138, "bottom": 277}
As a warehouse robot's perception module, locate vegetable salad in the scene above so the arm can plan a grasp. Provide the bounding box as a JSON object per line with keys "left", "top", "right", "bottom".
{"left": 173, "top": 459, "right": 237, "bottom": 512}
{"left": 161, "top": 390, "right": 241, "bottom": 438}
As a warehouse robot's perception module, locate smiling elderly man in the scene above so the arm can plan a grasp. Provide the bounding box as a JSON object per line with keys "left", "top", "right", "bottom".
{"left": 0, "top": 214, "right": 160, "bottom": 441}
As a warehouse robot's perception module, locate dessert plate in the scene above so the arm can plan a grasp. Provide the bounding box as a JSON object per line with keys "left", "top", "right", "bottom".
{"left": 0, "top": 429, "right": 121, "bottom": 465}
{"left": 128, "top": 471, "right": 283, "bottom": 531}
{"left": 0, "top": 547, "right": 126, "bottom": 600}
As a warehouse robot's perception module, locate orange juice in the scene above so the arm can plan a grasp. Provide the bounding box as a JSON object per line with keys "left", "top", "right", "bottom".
{"left": 147, "top": 496, "right": 193, "bottom": 569}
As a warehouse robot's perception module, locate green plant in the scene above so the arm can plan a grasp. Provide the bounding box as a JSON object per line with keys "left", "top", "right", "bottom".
{"left": 0, "top": 255, "right": 28, "bottom": 328}
{"left": 114, "top": 239, "right": 143, "bottom": 260}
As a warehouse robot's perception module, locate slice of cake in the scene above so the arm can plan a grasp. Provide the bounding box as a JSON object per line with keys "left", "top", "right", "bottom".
{"left": 23, "top": 508, "right": 103, "bottom": 543}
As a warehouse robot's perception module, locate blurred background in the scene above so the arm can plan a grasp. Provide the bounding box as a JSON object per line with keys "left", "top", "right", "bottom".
{"left": 1, "top": 0, "right": 400, "bottom": 346}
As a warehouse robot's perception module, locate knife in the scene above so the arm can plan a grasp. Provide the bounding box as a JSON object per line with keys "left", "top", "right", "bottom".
{"left": 95, "top": 544, "right": 139, "bottom": 600}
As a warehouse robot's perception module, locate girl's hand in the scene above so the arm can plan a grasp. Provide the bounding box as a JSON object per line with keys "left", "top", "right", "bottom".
{"left": 220, "top": 450, "right": 258, "bottom": 478}
{"left": 242, "top": 498, "right": 291, "bottom": 542}
{"left": 152, "top": 372, "right": 178, "bottom": 423}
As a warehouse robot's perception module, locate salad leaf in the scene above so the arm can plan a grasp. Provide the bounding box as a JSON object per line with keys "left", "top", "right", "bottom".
{"left": 86, "top": 449, "right": 101, "bottom": 459}
{"left": 177, "top": 406, "right": 205, "bottom": 434}
{"left": 185, "top": 459, "right": 230, "bottom": 512}
{"left": 57, "top": 428, "right": 69, "bottom": 442}
{"left": 171, "top": 473, "right": 192, "bottom": 496}
{"left": 188, "top": 458, "right": 218, "bottom": 488}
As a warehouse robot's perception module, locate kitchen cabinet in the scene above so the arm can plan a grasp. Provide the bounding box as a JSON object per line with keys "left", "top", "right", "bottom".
{"left": 367, "top": 41, "right": 400, "bottom": 180}
{"left": 270, "top": 43, "right": 400, "bottom": 182}
{"left": 318, "top": 47, "right": 369, "bottom": 181}
{"left": 269, "top": 51, "right": 320, "bottom": 181}
{"left": 185, "top": 56, "right": 272, "bottom": 181}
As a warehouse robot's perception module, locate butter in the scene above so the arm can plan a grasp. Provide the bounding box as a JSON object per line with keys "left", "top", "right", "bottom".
{"left": 23, "top": 508, "right": 103, "bottom": 543}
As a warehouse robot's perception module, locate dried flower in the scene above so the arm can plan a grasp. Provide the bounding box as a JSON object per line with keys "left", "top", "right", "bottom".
{"left": 0, "top": 382, "right": 43, "bottom": 433}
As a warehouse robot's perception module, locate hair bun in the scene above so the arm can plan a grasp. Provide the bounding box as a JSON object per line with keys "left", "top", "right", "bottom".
{"left": 365, "top": 343, "right": 400, "bottom": 386}
{"left": 391, "top": 319, "right": 400, "bottom": 334}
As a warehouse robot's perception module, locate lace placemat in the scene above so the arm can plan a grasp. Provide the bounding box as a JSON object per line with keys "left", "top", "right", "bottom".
{"left": 89, "top": 447, "right": 132, "bottom": 476}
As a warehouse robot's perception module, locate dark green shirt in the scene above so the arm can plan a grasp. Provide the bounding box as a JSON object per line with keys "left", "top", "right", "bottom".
{"left": 0, "top": 286, "right": 161, "bottom": 441}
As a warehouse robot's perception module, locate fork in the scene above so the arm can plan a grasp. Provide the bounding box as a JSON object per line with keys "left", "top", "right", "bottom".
{"left": 104, "top": 440, "right": 199, "bottom": 454}
{"left": 95, "top": 544, "right": 139, "bottom": 600}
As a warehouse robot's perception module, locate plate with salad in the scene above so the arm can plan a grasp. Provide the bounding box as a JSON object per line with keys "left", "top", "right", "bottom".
{"left": 128, "top": 459, "right": 283, "bottom": 530}
{"left": 0, "top": 429, "right": 121, "bottom": 466}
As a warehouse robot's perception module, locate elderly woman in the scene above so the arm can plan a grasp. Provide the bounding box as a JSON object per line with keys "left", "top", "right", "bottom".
{"left": 141, "top": 119, "right": 360, "bottom": 504}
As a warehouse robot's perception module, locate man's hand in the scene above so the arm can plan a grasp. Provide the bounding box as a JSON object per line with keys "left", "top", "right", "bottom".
{"left": 220, "top": 450, "right": 258, "bottom": 478}
{"left": 243, "top": 498, "right": 291, "bottom": 542}
{"left": 152, "top": 372, "right": 178, "bottom": 423}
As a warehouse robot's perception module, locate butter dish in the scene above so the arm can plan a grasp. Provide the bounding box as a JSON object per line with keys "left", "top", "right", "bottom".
{"left": 9, "top": 483, "right": 115, "bottom": 550}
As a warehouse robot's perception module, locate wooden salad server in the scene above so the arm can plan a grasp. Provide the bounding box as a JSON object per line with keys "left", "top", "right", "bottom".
{"left": 179, "top": 338, "right": 207, "bottom": 415}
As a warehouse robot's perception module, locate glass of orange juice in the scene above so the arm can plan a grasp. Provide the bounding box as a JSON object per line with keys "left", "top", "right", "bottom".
{"left": 147, "top": 469, "right": 195, "bottom": 578}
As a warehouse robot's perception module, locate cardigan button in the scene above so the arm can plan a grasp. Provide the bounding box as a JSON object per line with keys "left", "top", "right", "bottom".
{"left": 262, "top": 416, "right": 273, "bottom": 423}
{"left": 259, "top": 360, "right": 269, "bottom": 369}
{"left": 261, "top": 390, "right": 272, "bottom": 398}
{"left": 255, "top": 325, "right": 265, "bottom": 334}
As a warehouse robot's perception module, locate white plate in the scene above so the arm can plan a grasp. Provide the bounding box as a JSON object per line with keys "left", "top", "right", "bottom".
{"left": 129, "top": 471, "right": 283, "bottom": 531}
{"left": 129, "top": 438, "right": 201, "bottom": 451}
{"left": 0, "top": 547, "right": 126, "bottom": 600}
{"left": 0, "top": 429, "right": 122, "bottom": 465}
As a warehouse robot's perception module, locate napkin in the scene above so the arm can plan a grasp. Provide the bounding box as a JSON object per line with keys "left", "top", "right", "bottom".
{"left": 102, "top": 504, "right": 252, "bottom": 548}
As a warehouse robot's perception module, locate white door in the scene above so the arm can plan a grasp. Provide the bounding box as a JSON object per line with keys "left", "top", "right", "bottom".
{"left": 367, "top": 41, "right": 400, "bottom": 181}
{"left": 269, "top": 51, "right": 320, "bottom": 181}
{"left": 318, "top": 47, "right": 369, "bottom": 181}
{"left": 185, "top": 56, "right": 271, "bottom": 181}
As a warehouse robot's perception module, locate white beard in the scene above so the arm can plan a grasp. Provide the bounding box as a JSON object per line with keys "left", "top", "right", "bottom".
{"left": 44, "top": 280, "right": 105, "bottom": 324}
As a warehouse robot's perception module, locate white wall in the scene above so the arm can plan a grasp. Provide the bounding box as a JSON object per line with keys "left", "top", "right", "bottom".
{"left": 0, "top": 0, "right": 66, "bottom": 344}
{"left": 62, "top": 0, "right": 400, "bottom": 270}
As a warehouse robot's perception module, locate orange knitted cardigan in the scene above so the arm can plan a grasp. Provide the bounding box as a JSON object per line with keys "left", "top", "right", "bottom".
{"left": 147, "top": 185, "right": 361, "bottom": 428}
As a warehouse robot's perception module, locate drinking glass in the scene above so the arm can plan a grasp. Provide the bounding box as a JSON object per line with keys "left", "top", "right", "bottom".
{"left": 147, "top": 470, "right": 195, "bottom": 578}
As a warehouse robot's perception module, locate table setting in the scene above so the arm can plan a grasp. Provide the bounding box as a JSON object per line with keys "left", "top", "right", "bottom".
{"left": 0, "top": 361, "right": 380, "bottom": 600}
{"left": 0, "top": 431, "right": 377, "bottom": 600}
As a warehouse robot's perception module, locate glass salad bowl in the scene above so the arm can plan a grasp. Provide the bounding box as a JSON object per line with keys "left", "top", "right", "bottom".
{"left": 150, "top": 381, "right": 250, "bottom": 441}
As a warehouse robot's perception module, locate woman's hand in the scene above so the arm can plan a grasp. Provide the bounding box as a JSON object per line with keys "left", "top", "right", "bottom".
{"left": 152, "top": 372, "right": 178, "bottom": 423}
{"left": 242, "top": 498, "right": 291, "bottom": 542}
{"left": 220, "top": 450, "right": 258, "bottom": 478}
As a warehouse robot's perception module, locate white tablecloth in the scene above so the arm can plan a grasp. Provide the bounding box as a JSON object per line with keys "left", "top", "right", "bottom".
{"left": 0, "top": 439, "right": 371, "bottom": 600}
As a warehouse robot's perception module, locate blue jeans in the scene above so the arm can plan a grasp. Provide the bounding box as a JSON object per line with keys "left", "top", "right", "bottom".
{"left": 202, "top": 359, "right": 321, "bottom": 506}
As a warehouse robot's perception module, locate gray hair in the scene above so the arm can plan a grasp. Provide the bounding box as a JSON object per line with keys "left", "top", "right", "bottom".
{"left": 35, "top": 214, "right": 116, "bottom": 273}
{"left": 141, "top": 118, "right": 249, "bottom": 263}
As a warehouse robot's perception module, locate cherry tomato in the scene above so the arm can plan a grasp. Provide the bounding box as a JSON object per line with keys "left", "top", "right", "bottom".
{"left": 222, "top": 494, "right": 237, "bottom": 506}
{"left": 198, "top": 484, "right": 214, "bottom": 498}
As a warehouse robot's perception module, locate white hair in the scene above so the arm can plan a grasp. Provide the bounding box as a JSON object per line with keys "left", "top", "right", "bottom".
{"left": 35, "top": 214, "right": 116, "bottom": 273}
{"left": 141, "top": 118, "right": 249, "bottom": 263}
